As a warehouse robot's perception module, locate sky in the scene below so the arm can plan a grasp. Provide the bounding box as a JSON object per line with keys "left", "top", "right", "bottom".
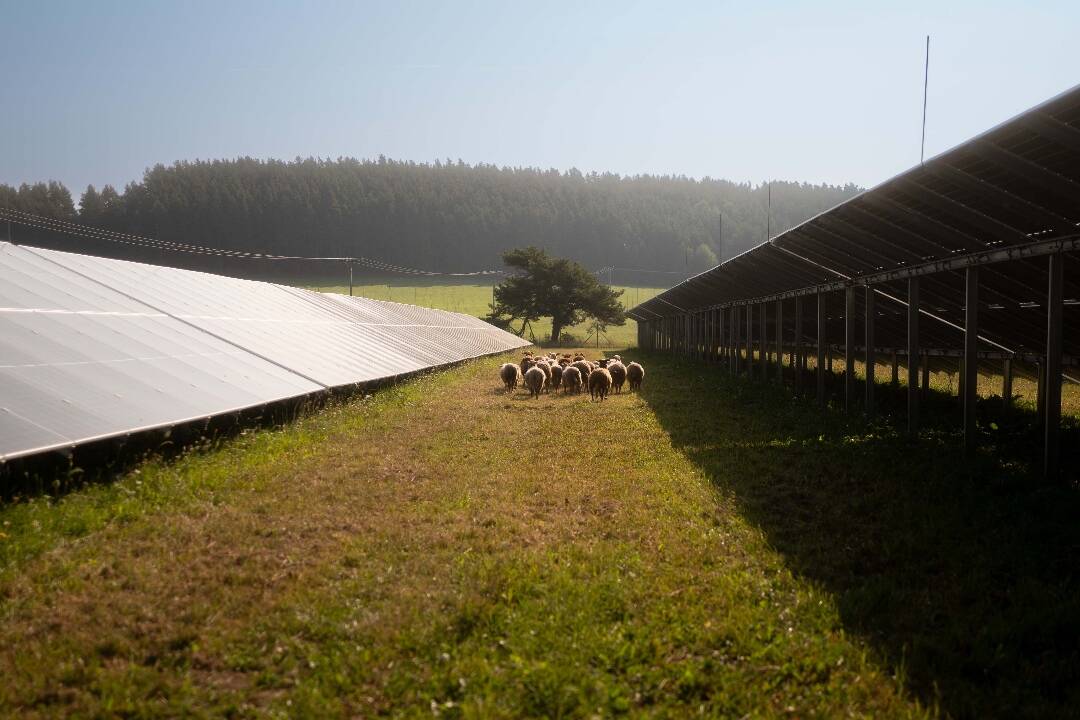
{"left": 2, "top": 1, "right": 1077, "bottom": 202}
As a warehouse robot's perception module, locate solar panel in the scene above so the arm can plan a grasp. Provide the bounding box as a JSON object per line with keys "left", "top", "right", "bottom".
{"left": 0, "top": 242, "right": 529, "bottom": 461}
{"left": 629, "top": 83, "right": 1080, "bottom": 360}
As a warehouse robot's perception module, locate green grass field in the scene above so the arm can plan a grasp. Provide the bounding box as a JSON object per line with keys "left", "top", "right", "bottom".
{"left": 309, "top": 280, "right": 664, "bottom": 347}
{"left": 2, "top": 349, "right": 1077, "bottom": 717}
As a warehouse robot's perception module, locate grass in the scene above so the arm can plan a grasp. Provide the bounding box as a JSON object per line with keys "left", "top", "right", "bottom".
{"left": 2, "top": 349, "right": 1077, "bottom": 717}
{"left": 307, "top": 279, "right": 664, "bottom": 347}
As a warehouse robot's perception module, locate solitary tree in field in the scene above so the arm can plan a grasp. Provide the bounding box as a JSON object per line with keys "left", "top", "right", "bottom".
{"left": 488, "top": 247, "right": 625, "bottom": 343}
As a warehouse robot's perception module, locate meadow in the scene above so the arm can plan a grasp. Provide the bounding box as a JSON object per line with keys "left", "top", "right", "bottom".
{"left": 2, "top": 349, "right": 1077, "bottom": 717}
{"left": 309, "top": 278, "right": 664, "bottom": 348}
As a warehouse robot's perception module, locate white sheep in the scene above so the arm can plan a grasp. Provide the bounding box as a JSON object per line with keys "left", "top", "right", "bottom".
{"left": 524, "top": 365, "right": 547, "bottom": 398}
{"left": 626, "top": 361, "right": 645, "bottom": 392}
{"left": 499, "top": 362, "right": 522, "bottom": 393}
{"left": 561, "top": 365, "right": 583, "bottom": 394}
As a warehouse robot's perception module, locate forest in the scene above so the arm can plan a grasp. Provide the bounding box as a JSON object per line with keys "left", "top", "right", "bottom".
{"left": 0, "top": 158, "right": 860, "bottom": 283}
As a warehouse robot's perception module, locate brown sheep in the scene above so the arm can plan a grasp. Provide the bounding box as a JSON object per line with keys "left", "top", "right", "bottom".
{"left": 499, "top": 362, "right": 522, "bottom": 393}
{"left": 561, "top": 366, "right": 582, "bottom": 394}
{"left": 626, "top": 361, "right": 644, "bottom": 392}
{"left": 524, "top": 366, "right": 546, "bottom": 398}
{"left": 521, "top": 356, "right": 536, "bottom": 374}
{"left": 550, "top": 363, "right": 563, "bottom": 392}
{"left": 589, "top": 367, "right": 613, "bottom": 401}
{"left": 607, "top": 361, "right": 626, "bottom": 393}
{"left": 534, "top": 360, "right": 553, "bottom": 391}
{"left": 573, "top": 354, "right": 585, "bottom": 362}
{"left": 569, "top": 360, "right": 592, "bottom": 385}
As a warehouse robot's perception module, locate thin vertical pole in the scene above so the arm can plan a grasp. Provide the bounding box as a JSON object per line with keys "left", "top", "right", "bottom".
{"left": 845, "top": 285, "right": 856, "bottom": 413}
{"left": 921, "top": 352, "right": 930, "bottom": 400}
{"left": 907, "top": 277, "right": 920, "bottom": 436}
{"left": 865, "top": 286, "right": 876, "bottom": 416}
{"left": 349, "top": 261, "right": 354, "bottom": 296}
{"left": 1045, "top": 253, "right": 1063, "bottom": 479}
{"left": 704, "top": 310, "right": 712, "bottom": 362}
{"left": 963, "top": 267, "right": 979, "bottom": 458}
{"left": 1037, "top": 361, "right": 1046, "bottom": 424}
{"left": 775, "top": 298, "right": 784, "bottom": 383}
{"left": 817, "top": 291, "right": 826, "bottom": 406}
{"left": 794, "top": 295, "right": 804, "bottom": 395}
{"left": 747, "top": 302, "right": 756, "bottom": 377}
{"left": 921, "top": 35, "right": 931, "bottom": 165}
{"left": 760, "top": 302, "right": 768, "bottom": 381}
{"left": 767, "top": 183, "right": 772, "bottom": 240}
{"left": 1002, "top": 358, "right": 1013, "bottom": 409}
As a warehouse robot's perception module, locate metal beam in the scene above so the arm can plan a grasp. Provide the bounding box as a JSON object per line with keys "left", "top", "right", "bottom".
{"left": 674, "top": 234, "right": 1080, "bottom": 314}
{"left": 1024, "top": 111, "right": 1080, "bottom": 154}
{"left": 1045, "top": 253, "right": 1063, "bottom": 480}
{"left": 925, "top": 164, "right": 1075, "bottom": 235}
{"left": 908, "top": 277, "right": 920, "bottom": 436}
{"left": 964, "top": 267, "right": 979, "bottom": 457}
{"left": 974, "top": 139, "right": 1080, "bottom": 199}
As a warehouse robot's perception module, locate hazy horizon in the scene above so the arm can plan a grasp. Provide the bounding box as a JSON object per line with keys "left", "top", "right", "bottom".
{"left": 3, "top": 1, "right": 1077, "bottom": 200}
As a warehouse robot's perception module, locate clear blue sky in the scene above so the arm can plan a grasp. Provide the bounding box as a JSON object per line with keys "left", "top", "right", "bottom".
{"left": 2, "top": 1, "right": 1076, "bottom": 201}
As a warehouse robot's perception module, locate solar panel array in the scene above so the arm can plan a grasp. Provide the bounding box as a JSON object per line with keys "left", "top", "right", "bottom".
{"left": 0, "top": 242, "right": 529, "bottom": 461}
{"left": 629, "top": 83, "right": 1080, "bottom": 361}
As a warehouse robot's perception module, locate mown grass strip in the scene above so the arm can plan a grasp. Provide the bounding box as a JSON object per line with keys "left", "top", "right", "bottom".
{"left": 5, "top": 348, "right": 1074, "bottom": 718}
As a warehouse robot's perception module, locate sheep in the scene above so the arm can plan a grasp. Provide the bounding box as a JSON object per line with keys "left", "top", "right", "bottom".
{"left": 524, "top": 366, "right": 546, "bottom": 398}
{"left": 569, "top": 360, "right": 593, "bottom": 385}
{"left": 626, "top": 361, "right": 645, "bottom": 392}
{"left": 499, "top": 362, "right": 522, "bottom": 393}
{"left": 589, "top": 367, "right": 613, "bottom": 401}
{"left": 561, "top": 365, "right": 583, "bottom": 394}
{"left": 573, "top": 354, "right": 585, "bottom": 362}
{"left": 521, "top": 356, "right": 536, "bottom": 374}
{"left": 550, "top": 363, "right": 563, "bottom": 392}
{"left": 534, "top": 359, "right": 553, "bottom": 391}
{"left": 607, "top": 361, "right": 626, "bottom": 393}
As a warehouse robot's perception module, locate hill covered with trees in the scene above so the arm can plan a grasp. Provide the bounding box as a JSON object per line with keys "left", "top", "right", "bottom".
{"left": 1, "top": 158, "right": 859, "bottom": 283}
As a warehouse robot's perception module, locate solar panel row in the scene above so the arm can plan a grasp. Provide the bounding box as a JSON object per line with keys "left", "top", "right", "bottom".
{"left": 629, "top": 83, "right": 1080, "bottom": 361}
{"left": 0, "top": 242, "right": 530, "bottom": 461}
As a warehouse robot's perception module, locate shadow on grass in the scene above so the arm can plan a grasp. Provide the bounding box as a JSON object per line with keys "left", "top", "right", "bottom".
{"left": 637, "top": 350, "right": 1080, "bottom": 720}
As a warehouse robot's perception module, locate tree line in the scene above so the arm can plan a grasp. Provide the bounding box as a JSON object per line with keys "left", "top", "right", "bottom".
{"left": 1, "top": 158, "right": 860, "bottom": 283}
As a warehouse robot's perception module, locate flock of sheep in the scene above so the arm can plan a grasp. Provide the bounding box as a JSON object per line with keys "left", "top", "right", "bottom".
{"left": 499, "top": 351, "right": 645, "bottom": 401}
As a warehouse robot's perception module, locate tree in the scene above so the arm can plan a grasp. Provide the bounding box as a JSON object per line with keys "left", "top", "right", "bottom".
{"left": 79, "top": 185, "right": 103, "bottom": 224}
{"left": 490, "top": 246, "right": 625, "bottom": 343}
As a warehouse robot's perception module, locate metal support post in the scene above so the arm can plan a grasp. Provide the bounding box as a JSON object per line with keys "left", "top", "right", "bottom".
{"left": 775, "top": 298, "right": 784, "bottom": 383}
{"left": 845, "top": 285, "right": 855, "bottom": 412}
{"left": 794, "top": 295, "right": 804, "bottom": 394}
{"left": 865, "top": 287, "right": 876, "bottom": 415}
{"left": 963, "top": 267, "right": 979, "bottom": 457}
{"left": 817, "top": 291, "right": 826, "bottom": 405}
{"left": 907, "top": 277, "right": 920, "bottom": 436}
{"left": 1045, "top": 253, "right": 1063, "bottom": 479}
